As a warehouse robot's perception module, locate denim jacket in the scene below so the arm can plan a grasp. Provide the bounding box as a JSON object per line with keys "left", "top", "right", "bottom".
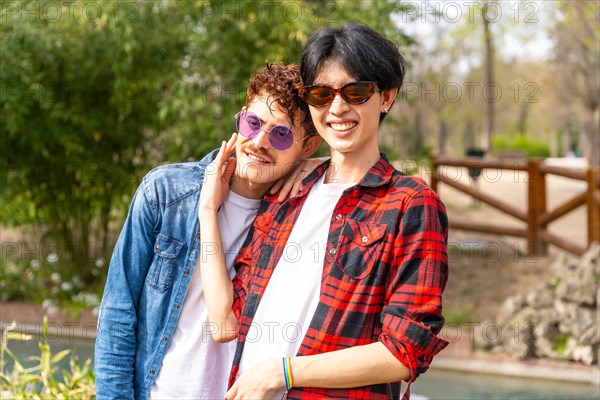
{"left": 95, "top": 149, "right": 218, "bottom": 400}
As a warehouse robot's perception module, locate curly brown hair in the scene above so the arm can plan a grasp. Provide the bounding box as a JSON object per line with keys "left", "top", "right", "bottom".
{"left": 246, "top": 63, "right": 316, "bottom": 138}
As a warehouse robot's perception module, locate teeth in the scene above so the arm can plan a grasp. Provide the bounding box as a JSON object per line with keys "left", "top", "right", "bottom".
{"left": 330, "top": 122, "right": 357, "bottom": 131}
{"left": 247, "top": 153, "right": 269, "bottom": 163}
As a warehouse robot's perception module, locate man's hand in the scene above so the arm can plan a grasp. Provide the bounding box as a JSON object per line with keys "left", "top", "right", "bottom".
{"left": 270, "top": 157, "right": 329, "bottom": 202}
{"left": 198, "top": 133, "right": 237, "bottom": 219}
{"left": 225, "top": 358, "right": 284, "bottom": 400}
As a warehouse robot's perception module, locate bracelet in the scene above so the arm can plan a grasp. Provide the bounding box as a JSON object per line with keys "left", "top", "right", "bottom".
{"left": 282, "top": 356, "right": 293, "bottom": 391}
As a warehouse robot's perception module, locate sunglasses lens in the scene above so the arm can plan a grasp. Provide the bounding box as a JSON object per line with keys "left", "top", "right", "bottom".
{"left": 269, "top": 126, "right": 295, "bottom": 151}
{"left": 305, "top": 86, "right": 334, "bottom": 107}
{"left": 236, "top": 111, "right": 261, "bottom": 138}
{"left": 342, "top": 83, "right": 374, "bottom": 104}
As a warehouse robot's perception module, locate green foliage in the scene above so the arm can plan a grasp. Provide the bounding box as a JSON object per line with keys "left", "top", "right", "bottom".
{"left": 0, "top": 318, "right": 95, "bottom": 398}
{"left": 492, "top": 134, "right": 550, "bottom": 158}
{"left": 443, "top": 307, "right": 474, "bottom": 324}
{"left": 159, "top": 0, "right": 414, "bottom": 161}
{"left": 552, "top": 333, "right": 570, "bottom": 354}
{"left": 1, "top": 0, "right": 199, "bottom": 278}
{"left": 0, "top": 256, "right": 102, "bottom": 319}
{"left": 1, "top": 0, "right": 413, "bottom": 291}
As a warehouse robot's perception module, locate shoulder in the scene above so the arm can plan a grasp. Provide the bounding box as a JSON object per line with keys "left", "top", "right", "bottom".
{"left": 142, "top": 150, "right": 218, "bottom": 206}
{"left": 387, "top": 170, "right": 441, "bottom": 203}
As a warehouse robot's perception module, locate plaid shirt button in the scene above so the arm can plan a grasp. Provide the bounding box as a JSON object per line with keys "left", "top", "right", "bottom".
{"left": 329, "top": 248, "right": 336, "bottom": 255}
{"left": 335, "top": 214, "right": 343, "bottom": 221}
{"left": 362, "top": 236, "right": 368, "bottom": 243}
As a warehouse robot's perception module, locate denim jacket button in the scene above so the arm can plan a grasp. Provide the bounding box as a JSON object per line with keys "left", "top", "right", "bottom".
{"left": 183, "top": 269, "right": 190, "bottom": 276}
{"left": 174, "top": 303, "right": 180, "bottom": 309}
{"left": 155, "top": 245, "right": 160, "bottom": 250}
{"left": 149, "top": 369, "right": 155, "bottom": 375}
{"left": 161, "top": 336, "right": 167, "bottom": 342}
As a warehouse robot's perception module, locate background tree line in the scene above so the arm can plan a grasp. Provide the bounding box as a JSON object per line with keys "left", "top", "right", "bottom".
{"left": 1, "top": 0, "right": 598, "bottom": 302}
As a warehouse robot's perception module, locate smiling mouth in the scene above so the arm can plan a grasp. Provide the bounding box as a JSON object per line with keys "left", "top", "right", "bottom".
{"left": 329, "top": 122, "right": 357, "bottom": 132}
{"left": 244, "top": 149, "right": 272, "bottom": 164}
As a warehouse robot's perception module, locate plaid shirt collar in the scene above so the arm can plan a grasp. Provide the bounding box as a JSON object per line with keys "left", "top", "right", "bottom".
{"left": 290, "top": 153, "right": 396, "bottom": 200}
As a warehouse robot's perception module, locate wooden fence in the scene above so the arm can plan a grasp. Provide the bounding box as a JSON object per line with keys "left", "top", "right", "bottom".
{"left": 429, "top": 156, "right": 600, "bottom": 256}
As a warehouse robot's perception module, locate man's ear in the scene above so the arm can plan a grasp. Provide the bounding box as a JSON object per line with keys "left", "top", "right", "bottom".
{"left": 303, "top": 135, "right": 322, "bottom": 158}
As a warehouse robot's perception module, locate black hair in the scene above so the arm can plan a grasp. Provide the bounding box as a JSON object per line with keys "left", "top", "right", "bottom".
{"left": 300, "top": 24, "right": 405, "bottom": 122}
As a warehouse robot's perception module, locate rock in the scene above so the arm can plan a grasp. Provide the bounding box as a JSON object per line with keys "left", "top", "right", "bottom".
{"left": 579, "top": 242, "right": 599, "bottom": 270}
{"left": 555, "top": 299, "right": 578, "bottom": 327}
{"left": 502, "top": 320, "right": 536, "bottom": 359}
{"left": 571, "top": 342, "right": 597, "bottom": 366}
{"left": 534, "top": 321, "right": 560, "bottom": 358}
{"left": 570, "top": 307, "right": 598, "bottom": 345}
{"left": 497, "top": 294, "right": 526, "bottom": 325}
{"left": 489, "top": 244, "right": 600, "bottom": 365}
{"left": 525, "top": 283, "right": 554, "bottom": 309}
{"left": 554, "top": 246, "right": 598, "bottom": 306}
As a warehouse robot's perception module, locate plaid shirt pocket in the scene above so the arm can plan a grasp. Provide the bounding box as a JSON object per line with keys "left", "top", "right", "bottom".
{"left": 336, "top": 219, "right": 387, "bottom": 279}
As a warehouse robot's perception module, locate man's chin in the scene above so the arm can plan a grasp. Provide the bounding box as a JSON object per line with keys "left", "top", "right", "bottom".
{"left": 236, "top": 164, "right": 277, "bottom": 185}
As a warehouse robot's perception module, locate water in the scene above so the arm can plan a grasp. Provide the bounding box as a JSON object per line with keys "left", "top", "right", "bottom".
{"left": 3, "top": 335, "right": 95, "bottom": 373}
{"left": 412, "top": 369, "right": 600, "bottom": 400}
{"left": 3, "top": 338, "right": 599, "bottom": 400}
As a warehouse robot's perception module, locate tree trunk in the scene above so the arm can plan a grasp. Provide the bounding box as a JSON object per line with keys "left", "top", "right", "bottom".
{"left": 414, "top": 106, "right": 424, "bottom": 155}
{"left": 585, "top": 108, "right": 600, "bottom": 165}
{"left": 482, "top": 1, "right": 495, "bottom": 152}
{"left": 439, "top": 119, "right": 448, "bottom": 155}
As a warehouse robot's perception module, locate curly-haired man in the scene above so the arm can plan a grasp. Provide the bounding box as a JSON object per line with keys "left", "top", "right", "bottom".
{"left": 94, "top": 64, "right": 321, "bottom": 400}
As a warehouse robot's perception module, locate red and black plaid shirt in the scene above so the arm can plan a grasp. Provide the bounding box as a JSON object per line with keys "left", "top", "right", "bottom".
{"left": 231, "top": 156, "right": 449, "bottom": 399}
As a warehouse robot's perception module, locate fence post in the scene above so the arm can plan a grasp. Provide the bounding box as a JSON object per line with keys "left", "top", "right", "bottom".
{"left": 527, "top": 159, "right": 547, "bottom": 256}
{"left": 587, "top": 167, "right": 600, "bottom": 245}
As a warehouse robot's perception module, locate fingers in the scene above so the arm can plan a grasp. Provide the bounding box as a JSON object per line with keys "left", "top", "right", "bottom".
{"left": 269, "top": 178, "right": 285, "bottom": 195}
{"left": 223, "top": 157, "right": 237, "bottom": 183}
{"left": 289, "top": 179, "right": 303, "bottom": 199}
{"left": 276, "top": 161, "right": 308, "bottom": 202}
{"left": 225, "top": 132, "right": 237, "bottom": 156}
{"left": 225, "top": 385, "right": 237, "bottom": 400}
{"left": 213, "top": 133, "right": 238, "bottom": 179}
{"left": 216, "top": 133, "right": 237, "bottom": 162}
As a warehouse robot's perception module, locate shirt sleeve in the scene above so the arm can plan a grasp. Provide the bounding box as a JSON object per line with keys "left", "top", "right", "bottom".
{"left": 94, "top": 181, "right": 157, "bottom": 399}
{"left": 378, "top": 187, "right": 449, "bottom": 383}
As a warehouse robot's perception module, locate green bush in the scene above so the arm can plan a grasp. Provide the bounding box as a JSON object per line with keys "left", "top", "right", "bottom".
{"left": 492, "top": 134, "right": 550, "bottom": 158}
{"left": 0, "top": 257, "right": 102, "bottom": 320}
{"left": 0, "top": 318, "right": 95, "bottom": 398}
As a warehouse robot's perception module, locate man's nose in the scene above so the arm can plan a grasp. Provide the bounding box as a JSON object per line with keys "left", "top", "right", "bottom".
{"left": 252, "top": 129, "right": 271, "bottom": 149}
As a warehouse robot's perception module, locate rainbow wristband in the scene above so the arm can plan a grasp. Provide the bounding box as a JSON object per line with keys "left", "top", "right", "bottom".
{"left": 282, "top": 356, "right": 293, "bottom": 391}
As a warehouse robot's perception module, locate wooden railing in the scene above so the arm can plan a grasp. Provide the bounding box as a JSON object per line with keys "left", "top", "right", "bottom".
{"left": 430, "top": 156, "right": 600, "bottom": 256}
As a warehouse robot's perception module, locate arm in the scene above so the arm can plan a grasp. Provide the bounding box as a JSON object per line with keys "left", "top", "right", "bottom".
{"left": 378, "top": 187, "right": 449, "bottom": 385}
{"left": 226, "top": 186, "right": 448, "bottom": 399}
{"left": 226, "top": 342, "right": 410, "bottom": 399}
{"left": 94, "top": 182, "right": 157, "bottom": 399}
{"left": 269, "top": 157, "right": 330, "bottom": 201}
{"left": 198, "top": 135, "right": 239, "bottom": 342}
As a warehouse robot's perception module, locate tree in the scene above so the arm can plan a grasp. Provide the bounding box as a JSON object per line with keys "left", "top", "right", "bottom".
{"left": 481, "top": 0, "right": 497, "bottom": 152}
{"left": 1, "top": 0, "right": 414, "bottom": 284}
{"left": 550, "top": 1, "right": 600, "bottom": 165}
{"left": 1, "top": 1, "right": 204, "bottom": 278}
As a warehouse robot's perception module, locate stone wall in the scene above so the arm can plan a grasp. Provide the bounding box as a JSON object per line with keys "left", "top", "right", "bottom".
{"left": 476, "top": 243, "right": 599, "bottom": 365}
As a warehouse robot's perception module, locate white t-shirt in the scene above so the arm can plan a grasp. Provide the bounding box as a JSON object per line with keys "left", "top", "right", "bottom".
{"left": 237, "top": 175, "right": 354, "bottom": 399}
{"left": 150, "top": 190, "right": 260, "bottom": 399}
